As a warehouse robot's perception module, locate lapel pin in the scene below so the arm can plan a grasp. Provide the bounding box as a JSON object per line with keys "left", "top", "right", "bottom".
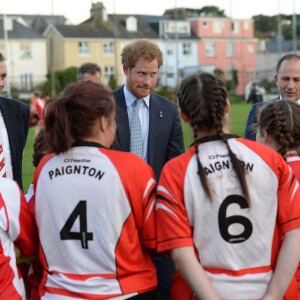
{"left": 159, "top": 111, "right": 163, "bottom": 118}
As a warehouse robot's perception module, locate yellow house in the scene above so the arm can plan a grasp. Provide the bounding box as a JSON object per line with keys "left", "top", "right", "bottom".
{"left": 43, "top": 2, "right": 161, "bottom": 87}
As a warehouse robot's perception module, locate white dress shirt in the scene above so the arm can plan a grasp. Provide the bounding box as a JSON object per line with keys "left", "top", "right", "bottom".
{"left": 0, "top": 110, "right": 13, "bottom": 179}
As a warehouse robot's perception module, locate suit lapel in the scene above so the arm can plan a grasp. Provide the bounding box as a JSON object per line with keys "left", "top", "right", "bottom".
{"left": 148, "top": 94, "right": 160, "bottom": 165}
{"left": 115, "top": 87, "right": 130, "bottom": 151}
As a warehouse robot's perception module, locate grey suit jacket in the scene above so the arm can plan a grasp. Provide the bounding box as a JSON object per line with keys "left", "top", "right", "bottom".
{"left": 0, "top": 96, "right": 30, "bottom": 189}
{"left": 112, "top": 86, "right": 184, "bottom": 181}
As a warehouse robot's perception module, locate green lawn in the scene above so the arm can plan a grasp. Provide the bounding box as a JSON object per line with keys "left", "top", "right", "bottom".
{"left": 21, "top": 100, "right": 252, "bottom": 192}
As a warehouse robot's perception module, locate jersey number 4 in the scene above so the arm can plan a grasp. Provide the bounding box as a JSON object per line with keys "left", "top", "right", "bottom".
{"left": 60, "top": 200, "right": 94, "bottom": 249}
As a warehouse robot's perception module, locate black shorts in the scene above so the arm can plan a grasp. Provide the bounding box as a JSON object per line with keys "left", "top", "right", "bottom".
{"left": 128, "top": 291, "right": 156, "bottom": 300}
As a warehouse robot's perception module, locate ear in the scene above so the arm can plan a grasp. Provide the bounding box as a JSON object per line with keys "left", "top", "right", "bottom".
{"left": 123, "top": 64, "right": 129, "bottom": 76}
{"left": 99, "top": 117, "right": 107, "bottom": 133}
{"left": 225, "top": 98, "right": 230, "bottom": 113}
{"left": 274, "top": 74, "right": 278, "bottom": 85}
{"left": 260, "top": 129, "right": 269, "bottom": 143}
{"left": 180, "top": 110, "right": 189, "bottom": 123}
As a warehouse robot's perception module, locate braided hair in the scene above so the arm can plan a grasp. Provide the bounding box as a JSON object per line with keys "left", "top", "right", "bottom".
{"left": 177, "top": 72, "right": 250, "bottom": 204}
{"left": 257, "top": 100, "right": 300, "bottom": 158}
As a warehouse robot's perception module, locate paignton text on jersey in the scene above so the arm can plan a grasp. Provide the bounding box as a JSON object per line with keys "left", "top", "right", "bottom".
{"left": 48, "top": 165, "right": 105, "bottom": 180}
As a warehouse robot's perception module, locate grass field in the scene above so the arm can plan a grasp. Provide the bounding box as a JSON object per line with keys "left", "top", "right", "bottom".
{"left": 21, "top": 99, "right": 252, "bottom": 192}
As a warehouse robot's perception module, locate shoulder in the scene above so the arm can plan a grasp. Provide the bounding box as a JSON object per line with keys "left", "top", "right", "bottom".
{"left": 113, "top": 86, "right": 123, "bottom": 98}
{"left": 150, "top": 93, "right": 177, "bottom": 110}
{"left": 102, "top": 148, "right": 154, "bottom": 173}
{"left": 0, "top": 96, "right": 29, "bottom": 112}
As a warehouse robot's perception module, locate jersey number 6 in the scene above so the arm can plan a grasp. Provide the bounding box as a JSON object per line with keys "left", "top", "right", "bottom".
{"left": 218, "top": 195, "right": 253, "bottom": 244}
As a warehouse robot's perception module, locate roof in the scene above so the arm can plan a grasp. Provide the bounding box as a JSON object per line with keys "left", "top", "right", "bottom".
{"left": 266, "top": 37, "right": 300, "bottom": 52}
{"left": 0, "top": 19, "right": 43, "bottom": 39}
{"left": 54, "top": 13, "right": 198, "bottom": 40}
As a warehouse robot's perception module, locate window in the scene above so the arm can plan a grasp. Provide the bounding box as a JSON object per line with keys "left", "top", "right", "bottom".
{"left": 205, "top": 42, "right": 216, "bottom": 57}
{"left": 248, "top": 45, "right": 254, "bottom": 53}
{"left": 78, "top": 41, "right": 89, "bottom": 55}
{"left": 244, "top": 21, "right": 250, "bottom": 30}
{"left": 104, "top": 66, "right": 114, "bottom": 81}
{"left": 226, "top": 42, "right": 235, "bottom": 57}
{"left": 167, "top": 43, "right": 173, "bottom": 55}
{"left": 231, "top": 21, "right": 239, "bottom": 34}
{"left": 20, "top": 72, "right": 33, "bottom": 90}
{"left": 126, "top": 16, "right": 137, "bottom": 32}
{"left": 183, "top": 43, "right": 191, "bottom": 56}
{"left": 20, "top": 43, "right": 32, "bottom": 59}
{"left": 167, "top": 66, "right": 174, "bottom": 78}
{"left": 213, "top": 20, "right": 223, "bottom": 33}
{"left": 104, "top": 42, "right": 114, "bottom": 55}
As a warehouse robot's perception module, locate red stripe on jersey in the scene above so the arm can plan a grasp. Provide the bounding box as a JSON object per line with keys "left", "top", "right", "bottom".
{"left": 45, "top": 286, "right": 121, "bottom": 299}
{"left": 50, "top": 269, "right": 117, "bottom": 280}
{"left": 0, "top": 193, "right": 9, "bottom": 232}
{"left": 205, "top": 265, "right": 272, "bottom": 276}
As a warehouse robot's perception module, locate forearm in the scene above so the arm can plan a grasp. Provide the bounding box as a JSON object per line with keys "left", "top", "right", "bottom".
{"left": 171, "top": 247, "right": 220, "bottom": 300}
{"left": 262, "top": 228, "right": 300, "bottom": 300}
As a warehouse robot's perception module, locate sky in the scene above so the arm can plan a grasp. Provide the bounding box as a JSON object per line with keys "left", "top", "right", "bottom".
{"left": 1, "top": 0, "right": 299, "bottom": 24}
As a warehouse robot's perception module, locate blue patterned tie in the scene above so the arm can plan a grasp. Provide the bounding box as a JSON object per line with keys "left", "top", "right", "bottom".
{"left": 130, "top": 99, "right": 143, "bottom": 158}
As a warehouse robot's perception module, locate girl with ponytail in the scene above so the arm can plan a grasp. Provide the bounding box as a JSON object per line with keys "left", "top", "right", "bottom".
{"left": 156, "top": 72, "right": 300, "bottom": 300}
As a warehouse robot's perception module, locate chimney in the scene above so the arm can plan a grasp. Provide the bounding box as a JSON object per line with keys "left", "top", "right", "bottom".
{"left": 90, "top": 2, "right": 108, "bottom": 21}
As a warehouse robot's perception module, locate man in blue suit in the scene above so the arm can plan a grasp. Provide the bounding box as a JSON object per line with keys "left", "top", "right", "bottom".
{"left": 112, "top": 39, "right": 184, "bottom": 299}
{"left": 0, "top": 53, "right": 29, "bottom": 189}
{"left": 245, "top": 53, "right": 300, "bottom": 140}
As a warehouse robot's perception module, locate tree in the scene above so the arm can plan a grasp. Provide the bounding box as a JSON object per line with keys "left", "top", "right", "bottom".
{"left": 163, "top": 6, "right": 226, "bottom": 19}
{"left": 41, "top": 67, "right": 78, "bottom": 97}
{"left": 108, "top": 75, "right": 117, "bottom": 90}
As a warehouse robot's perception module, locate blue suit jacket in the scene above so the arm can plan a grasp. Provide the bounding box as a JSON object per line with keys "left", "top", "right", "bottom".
{"left": 112, "top": 86, "right": 184, "bottom": 181}
{"left": 0, "top": 96, "right": 30, "bottom": 189}
{"left": 244, "top": 97, "right": 280, "bottom": 141}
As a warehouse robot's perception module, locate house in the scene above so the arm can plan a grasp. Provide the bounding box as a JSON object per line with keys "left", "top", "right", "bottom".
{"left": 0, "top": 16, "right": 47, "bottom": 97}
{"left": 190, "top": 16, "right": 257, "bottom": 95}
{"left": 43, "top": 2, "right": 199, "bottom": 88}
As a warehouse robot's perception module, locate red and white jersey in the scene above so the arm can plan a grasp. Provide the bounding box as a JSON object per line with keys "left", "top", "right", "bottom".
{"left": 286, "top": 151, "right": 300, "bottom": 182}
{"left": 31, "top": 98, "right": 46, "bottom": 126}
{"left": 32, "top": 144, "right": 157, "bottom": 299}
{"left": 156, "top": 135, "right": 300, "bottom": 300}
{"left": 0, "top": 178, "right": 38, "bottom": 299}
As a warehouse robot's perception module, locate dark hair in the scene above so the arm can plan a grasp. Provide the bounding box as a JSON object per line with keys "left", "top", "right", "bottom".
{"left": 177, "top": 72, "right": 250, "bottom": 204}
{"left": 121, "top": 39, "right": 163, "bottom": 69}
{"left": 77, "top": 62, "right": 102, "bottom": 80}
{"left": 44, "top": 81, "right": 115, "bottom": 154}
{"left": 0, "top": 53, "right": 5, "bottom": 62}
{"left": 257, "top": 100, "right": 300, "bottom": 157}
{"left": 276, "top": 54, "right": 300, "bottom": 73}
{"left": 32, "top": 128, "right": 45, "bottom": 167}
{"left": 32, "top": 91, "right": 40, "bottom": 98}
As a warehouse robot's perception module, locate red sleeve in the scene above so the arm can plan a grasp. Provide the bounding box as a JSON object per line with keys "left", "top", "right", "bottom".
{"left": 0, "top": 181, "right": 39, "bottom": 257}
{"left": 103, "top": 149, "right": 157, "bottom": 250}
{"left": 156, "top": 149, "right": 194, "bottom": 253}
{"left": 277, "top": 160, "right": 300, "bottom": 234}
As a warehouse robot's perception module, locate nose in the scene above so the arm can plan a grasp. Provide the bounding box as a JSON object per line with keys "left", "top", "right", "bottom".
{"left": 287, "top": 79, "right": 295, "bottom": 89}
{"left": 143, "top": 75, "right": 151, "bottom": 85}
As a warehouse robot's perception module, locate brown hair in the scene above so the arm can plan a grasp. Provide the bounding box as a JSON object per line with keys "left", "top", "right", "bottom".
{"left": 32, "top": 128, "right": 45, "bottom": 167}
{"left": 44, "top": 81, "right": 115, "bottom": 154}
{"left": 121, "top": 39, "right": 163, "bottom": 69}
{"left": 0, "top": 53, "right": 5, "bottom": 62}
{"left": 177, "top": 72, "right": 250, "bottom": 204}
{"left": 77, "top": 62, "right": 102, "bottom": 80}
{"left": 257, "top": 100, "right": 300, "bottom": 157}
